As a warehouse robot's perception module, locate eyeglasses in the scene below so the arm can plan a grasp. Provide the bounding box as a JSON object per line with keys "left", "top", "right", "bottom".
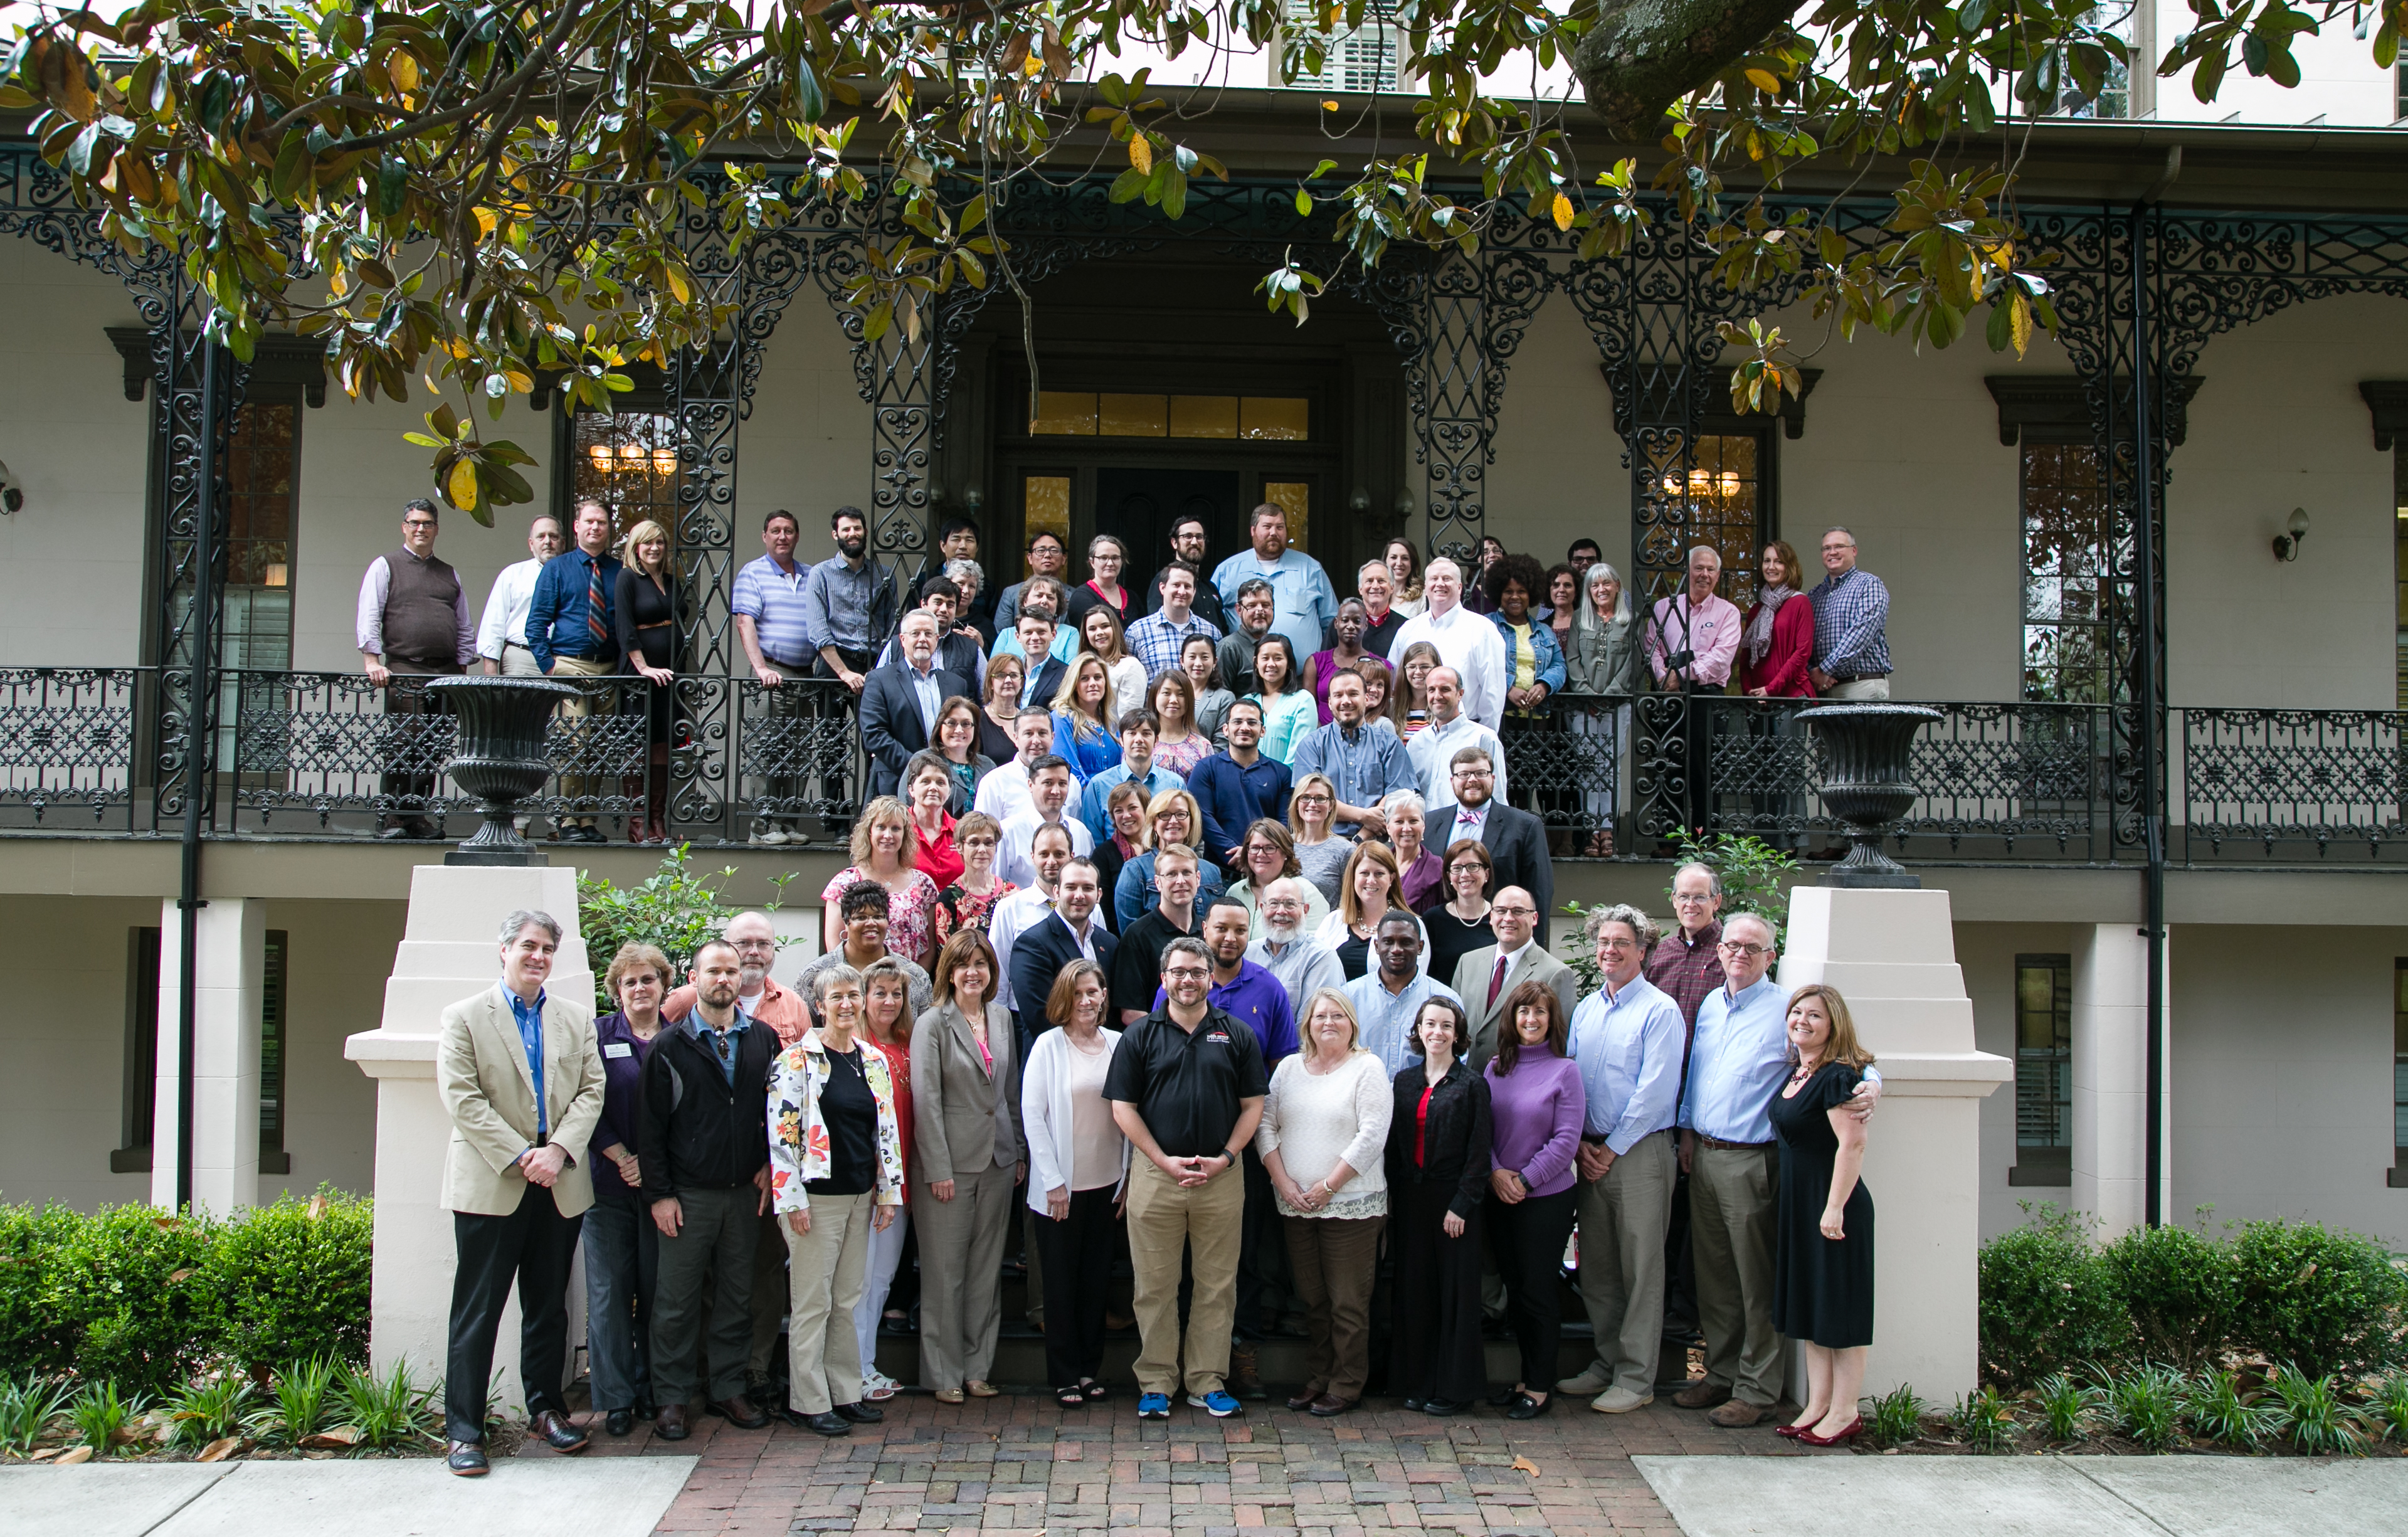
{"left": 1717, "top": 941, "right": 1772, "bottom": 958}
{"left": 1296, "top": 793, "right": 1332, "bottom": 805}
{"left": 1451, "top": 768, "right": 1493, "bottom": 780}
{"left": 1492, "top": 905, "right": 1536, "bottom": 918}
{"left": 1448, "top": 862, "right": 1487, "bottom": 875}
{"left": 1672, "top": 892, "right": 1716, "bottom": 904}
{"left": 1597, "top": 937, "right": 1643, "bottom": 951}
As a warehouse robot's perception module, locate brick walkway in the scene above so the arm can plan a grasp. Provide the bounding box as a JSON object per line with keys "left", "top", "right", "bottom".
{"left": 537, "top": 1393, "right": 1814, "bottom": 1536}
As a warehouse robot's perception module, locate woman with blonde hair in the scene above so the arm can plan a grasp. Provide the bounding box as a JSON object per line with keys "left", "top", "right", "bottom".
{"left": 613, "top": 517, "right": 680, "bottom": 843}
{"left": 1286, "top": 773, "right": 1351, "bottom": 906}
{"left": 1312, "top": 839, "right": 1429, "bottom": 980}
{"left": 1257, "top": 988, "right": 1391, "bottom": 1415}
{"left": 1077, "top": 601, "right": 1148, "bottom": 722}
{"left": 912, "top": 930, "right": 1025, "bottom": 1404}
{"left": 1049, "top": 653, "right": 1122, "bottom": 783}
{"left": 821, "top": 796, "right": 942, "bottom": 968}
{"left": 1384, "top": 790, "right": 1443, "bottom": 912}
{"left": 1111, "top": 786, "right": 1227, "bottom": 928}
{"left": 1772, "top": 983, "right": 1878, "bottom": 1445}
{"left": 931, "top": 810, "right": 1016, "bottom": 949}
{"left": 1020, "top": 959, "right": 1128, "bottom": 1405}
{"left": 1566, "top": 561, "right": 1639, "bottom": 855}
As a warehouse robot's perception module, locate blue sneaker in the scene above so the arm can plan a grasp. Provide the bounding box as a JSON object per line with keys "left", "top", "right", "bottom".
{"left": 1188, "top": 1390, "right": 1244, "bottom": 1418}
{"left": 1137, "top": 1392, "right": 1170, "bottom": 1420}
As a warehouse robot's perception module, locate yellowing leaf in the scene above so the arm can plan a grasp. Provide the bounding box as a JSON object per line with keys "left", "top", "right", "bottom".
{"left": 1128, "top": 135, "right": 1152, "bottom": 174}
{"left": 196, "top": 1437, "right": 243, "bottom": 1462}
{"left": 1512, "top": 1455, "right": 1540, "bottom": 1474}
{"left": 1551, "top": 191, "right": 1573, "bottom": 232}
{"left": 447, "top": 458, "right": 480, "bottom": 511}
{"left": 2010, "top": 290, "right": 2033, "bottom": 357}
{"left": 666, "top": 266, "right": 691, "bottom": 304}
{"left": 389, "top": 51, "right": 420, "bottom": 92}
{"left": 1745, "top": 68, "right": 1782, "bottom": 92}
{"left": 54, "top": 1446, "right": 93, "bottom": 1466}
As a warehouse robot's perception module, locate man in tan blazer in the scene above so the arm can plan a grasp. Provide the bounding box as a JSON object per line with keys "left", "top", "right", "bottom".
{"left": 436, "top": 909, "right": 606, "bottom": 1476}
{"left": 1448, "top": 887, "right": 1578, "bottom": 1069}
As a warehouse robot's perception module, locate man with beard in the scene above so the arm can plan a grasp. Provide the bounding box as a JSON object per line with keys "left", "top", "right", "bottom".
{"left": 1244, "top": 877, "right": 1346, "bottom": 1015}
{"left": 1142, "top": 515, "right": 1230, "bottom": 631}
{"left": 1211, "top": 504, "right": 1334, "bottom": 673}
{"left": 1290, "top": 668, "right": 1413, "bottom": 840}
{"left": 802, "top": 505, "right": 897, "bottom": 693}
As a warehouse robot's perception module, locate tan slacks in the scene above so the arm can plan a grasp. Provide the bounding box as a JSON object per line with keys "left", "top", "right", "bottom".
{"left": 1127, "top": 1156, "right": 1245, "bottom": 1397}
{"left": 1282, "top": 1213, "right": 1385, "bottom": 1402}
{"left": 912, "top": 1162, "right": 1015, "bottom": 1390}
{"left": 547, "top": 652, "right": 616, "bottom": 827}
{"left": 1573, "top": 1129, "right": 1676, "bottom": 1397}
{"left": 782, "top": 1193, "right": 877, "bottom": 1415}
{"left": 1689, "top": 1143, "right": 1783, "bottom": 1405}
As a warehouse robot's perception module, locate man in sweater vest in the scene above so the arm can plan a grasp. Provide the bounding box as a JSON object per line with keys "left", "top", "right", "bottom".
{"left": 356, "top": 498, "right": 474, "bottom": 838}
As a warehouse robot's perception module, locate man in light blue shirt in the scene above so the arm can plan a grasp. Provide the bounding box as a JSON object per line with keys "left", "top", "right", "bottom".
{"left": 1678, "top": 911, "right": 1881, "bottom": 1426}
{"left": 1079, "top": 709, "right": 1185, "bottom": 842}
{"left": 1559, "top": 903, "right": 1686, "bottom": 1414}
{"left": 1341, "top": 911, "right": 1463, "bottom": 1075}
{"left": 1289, "top": 668, "right": 1413, "bottom": 839}
{"left": 1211, "top": 504, "right": 1334, "bottom": 670}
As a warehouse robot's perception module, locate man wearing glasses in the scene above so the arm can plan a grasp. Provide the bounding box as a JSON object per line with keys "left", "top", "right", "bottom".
{"left": 1428, "top": 744, "right": 1553, "bottom": 946}
{"left": 1448, "top": 887, "right": 1577, "bottom": 1070}
{"left": 1558, "top": 904, "right": 1685, "bottom": 1415}
{"left": 1640, "top": 862, "right": 1726, "bottom": 1397}
{"left": 1674, "top": 912, "right": 1881, "bottom": 1427}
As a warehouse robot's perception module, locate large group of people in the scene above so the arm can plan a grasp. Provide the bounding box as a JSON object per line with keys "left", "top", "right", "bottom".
{"left": 359, "top": 496, "right": 1892, "bottom": 853}
{"left": 434, "top": 847, "right": 1888, "bottom": 1474}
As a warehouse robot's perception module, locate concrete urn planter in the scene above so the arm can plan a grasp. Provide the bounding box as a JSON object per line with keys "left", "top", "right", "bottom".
{"left": 1795, "top": 701, "right": 1941, "bottom": 889}
{"left": 426, "top": 675, "right": 579, "bottom": 866}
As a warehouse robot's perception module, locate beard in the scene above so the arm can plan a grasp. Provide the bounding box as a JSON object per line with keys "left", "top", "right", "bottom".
{"left": 839, "top": 535, "right": 868, "bottom": 559}
{"left": 1262, "top": 919, "right": 1301, "bottom": 944}
{"left": 739, "top": 963, "right": 769, "bottom": 991}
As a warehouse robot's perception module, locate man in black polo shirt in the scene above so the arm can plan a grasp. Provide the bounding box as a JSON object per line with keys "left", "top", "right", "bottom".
{"left": 1106, "top": 937, "right": 1267, "bottom": 1420}
{"left": 1112, "top": 843, "right": 1201, "bottom": 1023}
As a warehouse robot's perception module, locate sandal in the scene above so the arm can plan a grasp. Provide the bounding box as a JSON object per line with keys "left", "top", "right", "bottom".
{"left": 965, "top": 1380, "right": 1001, "bottom": 1398}
{"left": 1080, "top": 1380, "right": 1109, "bottom": 1403}
{"left": 1057, "top": 1385, "right": 1087, "bottom": 1407}
{"left": 933, "top": 1386, "right": 966, "bottom": 1405}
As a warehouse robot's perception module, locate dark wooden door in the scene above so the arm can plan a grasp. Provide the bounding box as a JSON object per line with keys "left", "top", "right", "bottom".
{"left": 1093, "top": 467, "right": 1243, "bottom": 578}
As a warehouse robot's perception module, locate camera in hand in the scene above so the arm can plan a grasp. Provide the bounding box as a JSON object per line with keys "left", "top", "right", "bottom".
{"left": 1665, "top": 649, "right": 1695, "bottom": 671}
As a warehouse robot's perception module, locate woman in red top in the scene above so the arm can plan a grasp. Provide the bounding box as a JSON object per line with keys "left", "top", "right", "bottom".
{"left": 855, "top": 958, "right": 919, "bottom": 1400}
{"left": 904, "top": 753, "right": 966, "bottom": 892}
{"left": 1740, "top": 539, "right": 1817, "bottom": 699}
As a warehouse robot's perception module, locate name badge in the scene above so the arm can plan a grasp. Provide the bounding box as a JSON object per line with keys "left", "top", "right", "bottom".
{"left": 604, "top": 1042, "right": 633, "bottom": 1059}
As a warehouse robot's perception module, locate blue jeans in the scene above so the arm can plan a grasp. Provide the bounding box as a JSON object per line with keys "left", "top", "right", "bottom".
{"left": 583, "top": 1196, "right": 660, "bottom": 1412}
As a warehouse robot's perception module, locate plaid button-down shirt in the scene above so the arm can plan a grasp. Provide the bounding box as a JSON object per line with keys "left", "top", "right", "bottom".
{"left": 1127, "top": 608, "right": 1222, "bottom": 680}
{"left": 1644, "top": 921, "right": 1725, "bottom": 1033}
{"left": 1809, "top": 566, "right": 1892, "bottom": 680}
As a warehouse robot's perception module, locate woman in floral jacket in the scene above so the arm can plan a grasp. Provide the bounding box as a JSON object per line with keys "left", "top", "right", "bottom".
{"left": 768, "top": 963, "right": 906, "bottom": 1436}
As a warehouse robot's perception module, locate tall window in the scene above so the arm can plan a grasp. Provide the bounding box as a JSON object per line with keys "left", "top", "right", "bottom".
{"left": 2393, "top": 959, "right": 2408, "bottom": 1185}
{"left": 1644, "top": 429, "right": 1770, "bottom": 608}
{"left": 2020, "top": 443, "right": 2113, "bottom": 702}
{"left": 110, "top": 924, "right": 293, "bottom": 1175}
{"left": 220, "top": 403, "right": 298, "bottom": 671}
{"left": 2394, "top": 446, "right": 2408, "bottom": 707}
{"left": 260, "top": 930, "right": 290, "bottom": 1173}
{"left": 569, "top": 408, "right": 682, "bottom": 534}
{"left": 2010, "top": 954, "right": 2073, "bottom": 1185}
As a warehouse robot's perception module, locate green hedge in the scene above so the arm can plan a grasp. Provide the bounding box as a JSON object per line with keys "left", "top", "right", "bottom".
{"left": 1980, "top": 1207, "right": 2408, "bottom": 1389}
{"left": 0, "top": 1190, "right": 371, "bottom": 1395}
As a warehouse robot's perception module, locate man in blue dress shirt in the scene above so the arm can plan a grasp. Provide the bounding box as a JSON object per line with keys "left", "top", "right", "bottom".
{"left": 1210, "top": 505, "right": 1333, "bottom": 673}
{"left": 1676, "top": 911, "right": 1883, "bottom": 1426}
{"left": 525, "top": 499, "right": 623, "bottom": 843}
{"left": 1558, "top": 903, "right": 1686, "bottom": 1415}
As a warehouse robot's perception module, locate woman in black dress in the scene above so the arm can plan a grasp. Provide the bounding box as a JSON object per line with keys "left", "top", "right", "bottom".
{"left": 1384, "top": 996, "right": 1492, "bottom": 1415}
{"left": 1769, "top": 982, "right": 1876, "bottom": 1446}
{"left": 614, "top": 519, "right": 680, "bottom": 845}
{"left": 1418, "top": 840, "right": 1495, "bottom": 986}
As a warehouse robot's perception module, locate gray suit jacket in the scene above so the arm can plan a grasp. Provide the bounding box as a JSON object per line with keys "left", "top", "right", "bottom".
{"left": 1449, "top": 943, "right": 1579, "bottom": 1070}
{"left": 911, "top": 999, "right": 1025, "bottom": 1183}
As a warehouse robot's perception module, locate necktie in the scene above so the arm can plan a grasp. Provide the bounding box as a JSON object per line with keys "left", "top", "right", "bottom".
{"left": 586, "top": 556, "right": 608, "bottom": 647}
{"left": 1487, "top": 954, "right": 1510, "bottom": 1008}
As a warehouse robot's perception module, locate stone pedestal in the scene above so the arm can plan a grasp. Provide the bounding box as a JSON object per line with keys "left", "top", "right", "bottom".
{"left": 344, "top": 866, "right": 593, "bottom": 1399}
{"left": 151, "top": 897, "right": 263, "bottom": 1216}
{"left": 2073, "top": 922, "right": 2170, "bottom": 1239}
{"left": 1777, "top": 886, "right": 2012, "bottom": 1404}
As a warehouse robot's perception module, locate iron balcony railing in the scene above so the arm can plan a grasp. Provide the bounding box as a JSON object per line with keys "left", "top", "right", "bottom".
{"left": 3, "top": 667, "right": 2404, "bottom": 864}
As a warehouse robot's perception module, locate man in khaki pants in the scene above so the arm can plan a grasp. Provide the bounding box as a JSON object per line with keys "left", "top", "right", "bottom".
{"left": 1107, "top": 937, "right": 1268, "bottom": 1420}
{"left": 1558, "top": 904, "right": 1686, "bottom": 1414}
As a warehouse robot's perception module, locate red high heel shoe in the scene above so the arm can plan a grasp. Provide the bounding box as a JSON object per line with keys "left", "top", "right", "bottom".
{"left": 1775, "top": 1422, "right": 1810, "bottom": 1439}
{"left": 1794, "top": 1415, "right": 1862, "bottom": 1447}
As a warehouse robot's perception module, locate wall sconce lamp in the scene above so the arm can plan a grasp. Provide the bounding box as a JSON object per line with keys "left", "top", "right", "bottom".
{"left": 1348, "top": 487, "right": 1371, "bottom": 514}
{"left": 0, "top": 458, "right": 20, "bottom": 515}
{"left": 1394, "top": 489, "right": 1416, "bottom": 520}
{"left": 2271, "top": 506, "right": 2310, "bottom": 562}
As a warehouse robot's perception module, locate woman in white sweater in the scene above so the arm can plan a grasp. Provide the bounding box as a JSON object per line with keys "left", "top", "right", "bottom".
{"left": 1019, "top": 959, "right": 1129, "bottom": 1407}
{"left": 1255, "top": 988, "right": 1394, "bottom": 1417}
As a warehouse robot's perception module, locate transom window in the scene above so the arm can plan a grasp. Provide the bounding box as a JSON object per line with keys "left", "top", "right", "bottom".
{"left": 572, "top": 409, "right": 683, "bottom": 532}
{"left": 1030, "top": 393, "right": 1309, "bottom": 441}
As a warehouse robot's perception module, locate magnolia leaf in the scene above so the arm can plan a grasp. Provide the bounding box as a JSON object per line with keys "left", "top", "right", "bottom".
{"left": 1743, "top": 68, "right": 1782, "bottom": 92}
{"left": 1551, "top": 191, "right": 1573, "bottom": 232}
{"left": 1512, "top": 1455, "right": 1540, "bottom": 1473}
{"left": 54, "top": 1446, "right": 94, "bottom": 1466}
{"left": 196, "top": 1437, "right": 245, "bottom": 1463}
{"left": 446, "top": 457, "right": 480, "bottom": 512}
{"left": 1128, "top": 134, "right": 1152, "bottom": 174}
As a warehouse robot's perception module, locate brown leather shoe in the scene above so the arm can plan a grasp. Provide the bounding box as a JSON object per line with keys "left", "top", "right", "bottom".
{"left": 654, "top": 1403, "right": 691, "bottom": 1440}
{"left": 1227, "top": 1344, "right": 1264, "bottom": 1398}
{"left": 1307, "top": 1393, "right": 1353, "bottom": 1417}
{"left": 1674, "top": 1381, "right": 1731, "bottom": 1410}
{"left": 528, "top": 1408, "right": 590, "bottom": 1452}
{"left": 1284, "top": 1389, "right": 1321, "bottom": 1412}
{"left": 707, "top": 1393, "right": 772, "bottom": 1429}
{"left": 1709, "top": 1398, "right": 1767, "bottom": 1428}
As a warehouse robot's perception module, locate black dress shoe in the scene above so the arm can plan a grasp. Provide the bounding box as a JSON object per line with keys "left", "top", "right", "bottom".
{"left": 804, "top": 1410, "right": 852, "bottom": 1436}
{"left": 606, "top": 1408, "right": 635, "bottom": 1437}
{"left": 833, "top": 1400, "right": 883, "bottom": 1424}
{"left": 1422, "top": 1398, "right": 1465, "bottom": 1416}
{"left": 635, "top": 1398, "right": 657, "bottom": 1420}
{"left": 1402, "top": 1397, "right": 1428, "bottom": 1413}
{"left": 1506, "top": 1392, "right": 1551, "bottom": 1421}
{"left": 1486, "top": 1387, "right": 1523, "bottom": 1410}
{"left": 447, "top": 1439, "right": 489, "bottom": 1476}
{"left": 655, "top": 1403, "right": 690, "bottom": 1440}
{"left": 529, "top": 1409, "right": 590, "bottom": 1452}
{"left": 706, "top": 1394, "right": 772, "bottom": 1430}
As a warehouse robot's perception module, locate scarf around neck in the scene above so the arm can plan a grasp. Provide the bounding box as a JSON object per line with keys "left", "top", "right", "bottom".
{"left": 1743, "top": 584, "right": 1798, "bottom": 667}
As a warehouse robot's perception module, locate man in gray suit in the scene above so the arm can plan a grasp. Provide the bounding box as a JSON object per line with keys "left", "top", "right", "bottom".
{"left": 437, "top": 909, "right": 606, "bottom": 1476}
{"left": 1448, "top": 886, "right": 1578, "bottom": 1068}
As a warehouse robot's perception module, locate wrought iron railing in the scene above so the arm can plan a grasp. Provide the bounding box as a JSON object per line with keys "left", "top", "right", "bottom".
{"left": 6, "top": 666, "right": 2408, "bottom": 864}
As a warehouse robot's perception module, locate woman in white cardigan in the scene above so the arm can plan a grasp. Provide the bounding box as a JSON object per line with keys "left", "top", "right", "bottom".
{"left": 1256, "top": 988, "right": 1394, "bottom": 1416}
{"left": 1020, "top": 958, "right": 1129, "bottom": 1406}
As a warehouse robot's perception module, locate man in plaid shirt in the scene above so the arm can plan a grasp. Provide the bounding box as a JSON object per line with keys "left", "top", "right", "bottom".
{"left": 1808, "top": 526, "right": 1893, "bottom": 699}
{"left": 1640, "top": 860, "right": 1725, "bottom": 1383}
{"left": 1127, "top": 561, "right": 1223, "bottom": 680}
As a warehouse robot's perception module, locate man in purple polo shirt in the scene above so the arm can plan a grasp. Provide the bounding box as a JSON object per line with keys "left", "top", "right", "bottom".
{"left": 1153, "top": 896, "right": 1298, "bottom": 1399}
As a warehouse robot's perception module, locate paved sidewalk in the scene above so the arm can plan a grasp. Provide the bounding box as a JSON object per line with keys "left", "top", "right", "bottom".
{"left": 539, "top": 1392, "right": 1798, "bottom": 1536}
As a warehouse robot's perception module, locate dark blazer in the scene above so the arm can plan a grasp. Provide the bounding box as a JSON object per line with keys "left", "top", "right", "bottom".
{"left": 1008, "top": 910, "right": 1119, "bottom": 1050}
{"left": 861, "top": 662, "right": 972, "bottom": 801}
{"left": 1432, "top": 800, "right": 1554, "bottom": 946}
{"left": 1023, "top": 654, "right": 1070, "bottom": 712}
{"left": 1383, "top": 1059, "right": 1494, "bottom": 1220}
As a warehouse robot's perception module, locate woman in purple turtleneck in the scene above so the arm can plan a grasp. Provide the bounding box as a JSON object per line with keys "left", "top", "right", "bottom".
{"left": 1481, "top": 980, "right": 1587, "bottom": 1420}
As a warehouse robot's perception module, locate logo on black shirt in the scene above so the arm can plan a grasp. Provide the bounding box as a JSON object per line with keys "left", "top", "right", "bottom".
{"left": 1205, "top": 1030, "right": 1232, "bottom": 1043}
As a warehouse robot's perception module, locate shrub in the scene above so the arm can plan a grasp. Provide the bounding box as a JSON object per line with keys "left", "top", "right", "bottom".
{"left": 2103, "top": 1221, "right": 2232, "bottom": 1370}
{"left": 2265, "top": 1365, "right": 2371, "bottom": 1457}
{"left": 1867, "top": 1383, "right": 1926, "bottom": 1447}
{"left": 334, "top": 1359, "right": 441, "bottom": 1450}
{"left": 0, "top": 1204, "right": 81, "bottom": 1380}
{"left": 164, "top": 1373, "right": 254, "bottom": 1449}
{"left": 1978, "top": 1207, "right": 2128, "bottom": 1388}
{"left": 261, "top": 1356, "right": 341, "bottom": 1444}
{"left": 2226, "top": 1220, "right": 2407, "bottom": 1378}
{"left": 33, "top": 1206, "right": 223, "bottom": 1395}
{"left": 66, "top": 1380, "right": 147, "bottom": 1456}
{"left": 576, "top": 846, "right": 744, "bottom": 1011}
{"left": 207, "top": 1191, "right": 373, "bottom": 1371}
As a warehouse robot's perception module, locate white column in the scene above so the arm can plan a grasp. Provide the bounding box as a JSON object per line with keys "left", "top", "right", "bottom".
{"left": 2071, "top": 922, "right": 2170, "bottom": 1239}
{"left": 345, "top": 865, "right": 593, "bottom": 1399}
{"left": 150, "top": 897, "right": 263, "bottom": 1217}
{"left": 1777, "top": 886, "right": 2012, "bottom": 1405}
